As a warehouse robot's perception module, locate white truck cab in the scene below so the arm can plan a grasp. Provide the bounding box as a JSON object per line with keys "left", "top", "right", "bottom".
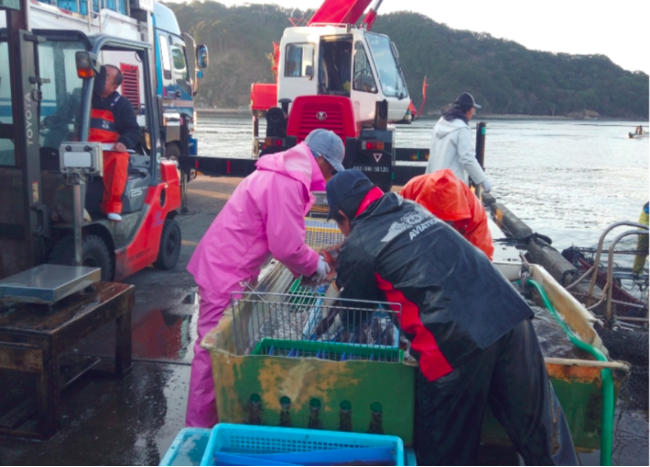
{"left": 277, "top": 25, "right": 410, "bottom": 125}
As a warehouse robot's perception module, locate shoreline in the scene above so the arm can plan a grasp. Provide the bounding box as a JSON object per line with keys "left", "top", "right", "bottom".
{"left": 196, "top": 108, "right": 648, "bottom": 123}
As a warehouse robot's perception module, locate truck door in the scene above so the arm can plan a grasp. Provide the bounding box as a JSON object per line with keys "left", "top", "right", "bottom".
{"left": 157, "top": 32, "right": 174, "bottom": 102}
{"left": 168, "top": 35, "right": 193, "bottom": 114}
{"left": 279, "top": 42, "right": 318, "bottom": 104}
{"left": 349, "top": 40, "right": 379, "bottom": 124}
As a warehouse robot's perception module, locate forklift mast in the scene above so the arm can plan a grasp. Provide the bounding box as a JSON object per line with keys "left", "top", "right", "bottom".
{"left": 0, "top": 0, "right": 49, "bottom": 278}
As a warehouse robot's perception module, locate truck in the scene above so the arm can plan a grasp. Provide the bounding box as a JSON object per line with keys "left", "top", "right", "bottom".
{"left": 0, "top": 0, "right": 207, "bottom": 281}
{"left": 180, "top": 0, "right": 428, "bottom": 195}
{"left": 1, "top": 0, "right": 208, "bottom": 160}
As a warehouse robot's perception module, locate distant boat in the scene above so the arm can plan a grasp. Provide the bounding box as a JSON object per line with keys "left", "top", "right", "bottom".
{"left": 628, "top": 128, "right": 648, "bottom": 139}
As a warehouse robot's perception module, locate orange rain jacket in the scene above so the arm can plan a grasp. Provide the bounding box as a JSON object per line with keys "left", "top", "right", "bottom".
{"left": 400, "top": 169, "right": 494, "bottom": 260}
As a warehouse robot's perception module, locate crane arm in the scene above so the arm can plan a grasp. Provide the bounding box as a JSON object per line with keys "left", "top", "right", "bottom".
{"left": 307, "top": 0, "right": 373, "bottom": 25}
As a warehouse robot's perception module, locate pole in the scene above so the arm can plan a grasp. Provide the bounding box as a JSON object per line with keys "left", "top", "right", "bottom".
{"left": 475, "top": 121, "right": 486, "bottom": 169}
{"left": 181, "top": 170, "right": 189, "bottom": 213}
{"left": 474, "top": 122, "right": 487, "bottom": 200}
{"left": 72, "top": 172, "right": 84, "bottom": 266}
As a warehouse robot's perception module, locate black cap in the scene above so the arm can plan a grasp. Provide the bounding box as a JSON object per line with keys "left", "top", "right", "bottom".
{"left": 454, "top": 92, "right": 481, "bottom": 109}
{"left": 326, "top": 170, "right": 373, "bottom": 220}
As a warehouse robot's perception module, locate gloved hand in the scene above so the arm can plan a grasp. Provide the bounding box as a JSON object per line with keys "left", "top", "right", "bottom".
{"left": 312, "top": 256, "right": 331, "bottom": 282}
{"left": 481, "top": 178, "right": 492, "bottom": 193}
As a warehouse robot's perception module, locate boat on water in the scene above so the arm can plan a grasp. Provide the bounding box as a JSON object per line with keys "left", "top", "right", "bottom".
{"left": 628, "top": 126, "right": 648, "bottom": 138}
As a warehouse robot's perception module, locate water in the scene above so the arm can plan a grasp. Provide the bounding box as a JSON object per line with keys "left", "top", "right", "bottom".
{"left": 194, "top": 113, "right": 649, "bottom": 250}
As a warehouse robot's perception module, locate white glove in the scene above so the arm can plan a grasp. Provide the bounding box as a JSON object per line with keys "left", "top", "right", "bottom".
{"left": 312, "top": 256, "right": 331, "bottom": 282}
{"left": 481, "top": 178, "right": 492, "bottom": 193}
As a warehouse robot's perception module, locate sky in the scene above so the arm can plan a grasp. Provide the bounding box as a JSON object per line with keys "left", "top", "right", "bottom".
{"left": 169, "top": 0, "right": 650, "bottom": 74}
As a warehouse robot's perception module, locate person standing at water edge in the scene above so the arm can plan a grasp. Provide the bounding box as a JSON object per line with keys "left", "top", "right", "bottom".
{"left": 326, "top": 170, "right": 577, "bottom": 466}
{"left": 185, "top": 129, "right": 345, "bottom": 428}
{"left": 426, "top": 92, "right": 492, "bottom": 192}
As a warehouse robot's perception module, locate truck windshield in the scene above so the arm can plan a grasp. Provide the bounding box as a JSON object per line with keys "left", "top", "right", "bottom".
{"left": 364, "top": 32, "right": 408, "bottom": 100}
{"left": 38, "top": 40, "right": 86, "bottom": 150}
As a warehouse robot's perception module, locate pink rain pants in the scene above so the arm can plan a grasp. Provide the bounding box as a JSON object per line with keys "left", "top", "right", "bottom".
{"left": 184, "top": 286, "right": 235, "bottom": 428}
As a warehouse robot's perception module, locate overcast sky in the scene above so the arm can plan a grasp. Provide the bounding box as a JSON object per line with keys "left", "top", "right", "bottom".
{"left": 170, "top": 0, "right": 650, "bottom": 74}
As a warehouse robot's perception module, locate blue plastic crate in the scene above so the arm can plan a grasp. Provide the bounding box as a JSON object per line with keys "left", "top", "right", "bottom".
{"left": 160, "top": 428, "right": 212, "bottom": 466}
{"left": 200, "top": 424, "right": 405, "bottom": 466}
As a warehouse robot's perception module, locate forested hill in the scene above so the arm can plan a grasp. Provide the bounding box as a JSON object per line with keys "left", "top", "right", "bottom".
{"left": 167, "top": 1, "right": 649, "bottom": 119}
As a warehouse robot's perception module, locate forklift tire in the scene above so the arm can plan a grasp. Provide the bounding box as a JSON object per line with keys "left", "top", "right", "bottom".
{"left": 153, "top": 219, "right": 181, "bottom": 270}
{"left": 48, "top": 234, "right": 114, "bottom": 281}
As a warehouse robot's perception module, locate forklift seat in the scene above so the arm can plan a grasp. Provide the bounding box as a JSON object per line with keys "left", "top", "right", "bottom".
{"left": 85, "top": 153, "right": 150, "bottom": 215}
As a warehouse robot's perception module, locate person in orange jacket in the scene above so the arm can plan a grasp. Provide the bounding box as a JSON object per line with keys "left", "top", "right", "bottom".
{"left": 91, "top": 65, "right": 140, "bottom": 222}
{"left": 400, "top": 169, "right": 494, "bottom": 260}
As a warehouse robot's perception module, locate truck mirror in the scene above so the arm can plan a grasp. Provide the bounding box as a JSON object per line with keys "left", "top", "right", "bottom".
{"left": 75, "top": 51, "right": 99, "bottom": 79}
{"left": 305, "top": 65, "right": 314, "bottom": 78}
{"left": 196, "top": 45, "right": 209, "bottom": 69}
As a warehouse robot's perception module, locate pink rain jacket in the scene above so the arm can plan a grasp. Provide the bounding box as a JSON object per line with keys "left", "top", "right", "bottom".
{"left": 187, "top": 143, "right": 324, "bottom": 294}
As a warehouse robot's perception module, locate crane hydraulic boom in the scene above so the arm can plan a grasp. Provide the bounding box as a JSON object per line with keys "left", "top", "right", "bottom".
{"left": 307, "top": 0, "right": 373, "bottom": 25}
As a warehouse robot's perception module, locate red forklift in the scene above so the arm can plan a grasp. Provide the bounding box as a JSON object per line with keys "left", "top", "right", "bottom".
{"left": 0, "top": 0, "right": 184, "bottom": 282}
{"left": 0, "top": 0, "right": 189, "bottom": 439}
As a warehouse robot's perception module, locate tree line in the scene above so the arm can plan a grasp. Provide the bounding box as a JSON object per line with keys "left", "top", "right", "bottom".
{"left": 168, "top": 1, "right": 649, "bottom": 119}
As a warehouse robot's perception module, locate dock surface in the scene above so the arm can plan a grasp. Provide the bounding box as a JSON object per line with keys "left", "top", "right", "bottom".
{"left": 0, "top": 176, "right": 646, "bottom": 465}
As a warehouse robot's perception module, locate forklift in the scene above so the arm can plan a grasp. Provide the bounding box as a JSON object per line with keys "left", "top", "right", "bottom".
{"left": 0, "top": 0, "right": 180, "bottom": 438}
{"left": 0, "top": 0, "right": 183, "bottom": 282}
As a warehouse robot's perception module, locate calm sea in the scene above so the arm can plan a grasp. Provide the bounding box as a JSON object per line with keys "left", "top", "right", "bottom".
{"left": 194, "top": 114, "right": 649, "bottom": 251}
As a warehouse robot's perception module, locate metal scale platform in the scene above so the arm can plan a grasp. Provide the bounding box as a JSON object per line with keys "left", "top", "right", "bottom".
{"left": 0, "top": 264, "right": 101, "bottom": 306}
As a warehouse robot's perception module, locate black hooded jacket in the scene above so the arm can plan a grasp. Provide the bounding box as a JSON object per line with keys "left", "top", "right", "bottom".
{"left": 336, "top": 192, "right": 533, "bottom": 381}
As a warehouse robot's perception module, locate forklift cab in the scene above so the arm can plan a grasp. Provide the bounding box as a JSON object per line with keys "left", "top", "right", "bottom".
{"left": 38, "top": 32, "right": 164, "bottom": 216}
{"left": 0, "top": 25, "right": 180, "bottom": 281}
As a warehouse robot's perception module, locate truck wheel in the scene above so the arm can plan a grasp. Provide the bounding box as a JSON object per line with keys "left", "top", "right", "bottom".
{"left": 153, "top": 219, "right": 181, "bottom": 270}
{"left": 48, "top": 234, "right": 113, "bottom": 281}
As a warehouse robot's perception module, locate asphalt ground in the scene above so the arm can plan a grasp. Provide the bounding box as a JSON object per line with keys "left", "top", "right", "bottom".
{"left": 0, "top": 175, "right": 647, "bottom": 465}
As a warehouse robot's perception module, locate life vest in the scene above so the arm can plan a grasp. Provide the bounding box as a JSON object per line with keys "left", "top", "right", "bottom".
{"left": 89, "top": 94, "right": 121, "bottom": 143}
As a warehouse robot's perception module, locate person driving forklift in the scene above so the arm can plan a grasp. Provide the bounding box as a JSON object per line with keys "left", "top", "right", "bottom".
{"left": 91, "top": 64, "right": 140, "bottom": 222}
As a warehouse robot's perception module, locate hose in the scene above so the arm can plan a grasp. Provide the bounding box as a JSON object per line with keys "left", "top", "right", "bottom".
{"left": 520, "top": 278, "right": 614, "bottom": 466}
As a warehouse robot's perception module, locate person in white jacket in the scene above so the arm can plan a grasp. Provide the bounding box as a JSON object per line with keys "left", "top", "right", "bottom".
{"left": 425, "top": 92, "right": 492, "bottom": 192}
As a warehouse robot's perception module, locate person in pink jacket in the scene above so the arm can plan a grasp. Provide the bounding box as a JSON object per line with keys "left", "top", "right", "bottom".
{"left": 185, "top": 129, "right": 345, "bottom": 428}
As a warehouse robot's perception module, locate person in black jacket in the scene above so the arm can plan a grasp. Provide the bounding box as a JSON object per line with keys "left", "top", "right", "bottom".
{"left": 326, "top": 170, "right": 578, "bottom": 466}
{"left": 90, "top": 65, "right": 141, "bottom": 221}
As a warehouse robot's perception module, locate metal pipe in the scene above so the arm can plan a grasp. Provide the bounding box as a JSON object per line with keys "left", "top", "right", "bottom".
{"left": 587, "top": 221, "right": 648, "bottom": 306}
{"left": 614, "top": 316, "right": 649, "bottom": 323}
{"left": 606, "top": 229, "right": 648, "bottom": 320}
{"left": 72, "top": 174, "right": 83, "bottom": 266}
{"left": 180, "top": 170, "right": 188, "bottom": 213}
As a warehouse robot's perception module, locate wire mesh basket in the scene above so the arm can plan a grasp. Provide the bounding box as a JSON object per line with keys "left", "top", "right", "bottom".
{"left": 231, "top": 290, "right": 403, "bottom": 363}
{"left": 304, "top": 218, "right": 343, "bottom": 250}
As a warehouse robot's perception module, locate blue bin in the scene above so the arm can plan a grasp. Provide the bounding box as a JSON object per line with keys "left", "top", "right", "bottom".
{"left": 200, "top": 423, "right": 405, "bottom": 466}
{"left": 160, "top": 428, "right": 212, "bottom": 466}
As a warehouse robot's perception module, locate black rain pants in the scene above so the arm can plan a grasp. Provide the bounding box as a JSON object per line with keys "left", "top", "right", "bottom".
{"left": 414, "top": 319, "right": 579, "bottom": 465}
